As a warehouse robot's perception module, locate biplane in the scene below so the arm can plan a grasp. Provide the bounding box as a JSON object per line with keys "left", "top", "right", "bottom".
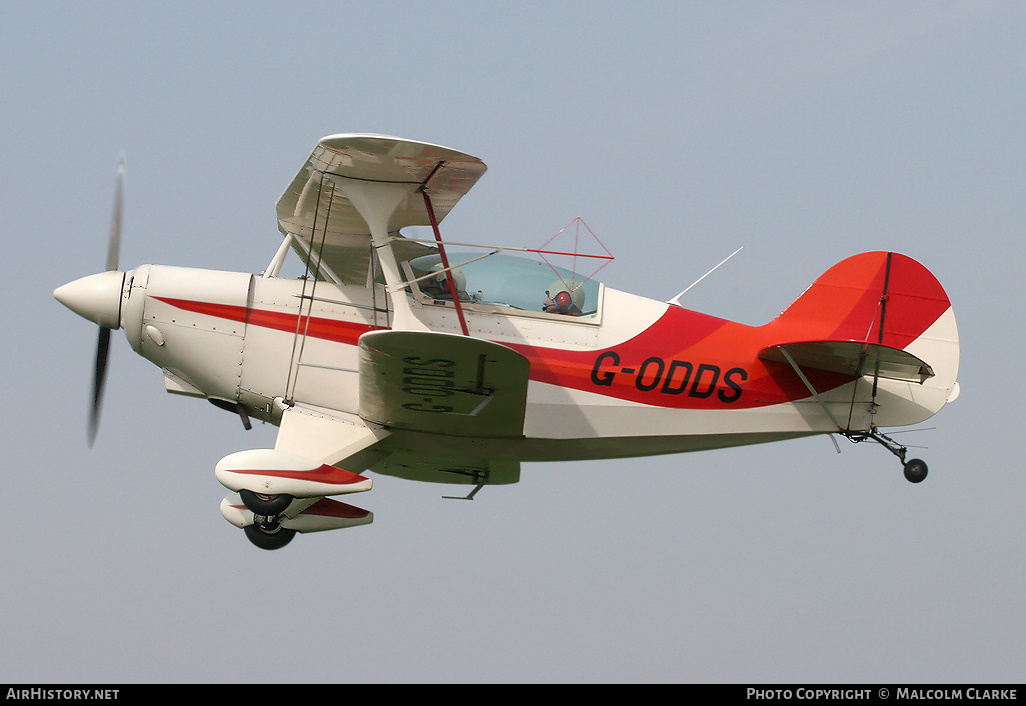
{"left": 54, "top": 134, "right": 960, "bottom": 549}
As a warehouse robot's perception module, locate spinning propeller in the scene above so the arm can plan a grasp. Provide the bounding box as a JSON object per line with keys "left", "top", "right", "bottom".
{"left": 89, "top": 157, "right": 125, "bottom": 445}
{"left": 53, "top": 156, "right": 127, "bottom": 446}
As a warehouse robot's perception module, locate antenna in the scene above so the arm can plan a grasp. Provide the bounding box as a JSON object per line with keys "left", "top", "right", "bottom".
{"left": 667, "top": 247, "right": 743, "bottom": 307}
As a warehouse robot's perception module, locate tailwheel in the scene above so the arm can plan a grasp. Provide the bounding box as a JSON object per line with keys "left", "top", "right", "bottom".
{"left": 244, "top": 516, "right": 296, "bottom": 550}
{"left": 903, "top": 458, "right": 928, "bottom": 484}
{"left": 841, "top": 426, "right": 930, "bottom": 484}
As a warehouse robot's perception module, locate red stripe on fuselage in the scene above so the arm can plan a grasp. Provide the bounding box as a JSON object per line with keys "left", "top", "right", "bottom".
{"left": 152, "top": 296, "right": 376, "bottom": 343}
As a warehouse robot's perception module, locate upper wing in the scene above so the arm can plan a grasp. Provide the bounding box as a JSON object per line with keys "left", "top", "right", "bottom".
{"left": 276, "top": 133, "right": 487, "bottom": 285}
{"left": 358, "top": 330, "right": 530, "bottom": 438}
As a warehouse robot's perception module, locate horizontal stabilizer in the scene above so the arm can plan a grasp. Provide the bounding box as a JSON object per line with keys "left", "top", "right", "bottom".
{"left": 758, "top": 341, "right": 935, "bottom": 383}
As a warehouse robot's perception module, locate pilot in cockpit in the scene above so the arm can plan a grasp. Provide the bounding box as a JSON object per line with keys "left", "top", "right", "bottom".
{"left": 543, "top": 280, "right": 585, "bottom": 315}
{"left": 421, "top": 263, "right": 468, "bottom": 301}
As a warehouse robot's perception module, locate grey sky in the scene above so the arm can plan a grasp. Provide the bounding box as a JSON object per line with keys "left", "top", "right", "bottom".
{"left": 2, "top": 1, "right": 1022, "bottom": 682}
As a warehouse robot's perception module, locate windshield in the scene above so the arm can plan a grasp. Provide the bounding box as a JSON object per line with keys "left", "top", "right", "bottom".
{"left": 407, "top": 252, "right": 601, "bottom": 318}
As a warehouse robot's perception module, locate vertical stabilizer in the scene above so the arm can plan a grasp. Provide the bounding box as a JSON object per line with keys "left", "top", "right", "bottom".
{"left": 765, "top": 252, "right": 959, "bottom": 427}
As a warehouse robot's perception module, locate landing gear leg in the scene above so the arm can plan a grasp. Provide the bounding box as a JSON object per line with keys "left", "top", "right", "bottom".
{"left": 842, "top": 427, "right": 928, "bottom": 484}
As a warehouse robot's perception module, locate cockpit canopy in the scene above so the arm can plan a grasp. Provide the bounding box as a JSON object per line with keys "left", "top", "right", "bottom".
{"left": 407, "top": 252, "right": 601, "bottom": 318}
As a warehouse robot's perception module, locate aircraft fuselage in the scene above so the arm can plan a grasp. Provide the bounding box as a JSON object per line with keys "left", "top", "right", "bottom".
{"left": 106, "top": 260, "right": 952, "bottom": 464}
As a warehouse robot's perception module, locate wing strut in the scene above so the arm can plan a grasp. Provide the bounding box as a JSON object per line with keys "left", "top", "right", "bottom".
{"left": 778, "top": 346, "right": 845, "bottom": 433}
{"left": 421, "top": 188, "right": 469, "bottom": 336}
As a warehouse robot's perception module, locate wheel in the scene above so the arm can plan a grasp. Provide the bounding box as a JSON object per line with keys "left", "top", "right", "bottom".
{"left": 244, "top": 522, "right": 296, "bottom": 550}
{"left": 903, "top": 458, "right": 928, "bottom": 483}
{"left": 239, "top": 489, "right": 294, "bottom": 516}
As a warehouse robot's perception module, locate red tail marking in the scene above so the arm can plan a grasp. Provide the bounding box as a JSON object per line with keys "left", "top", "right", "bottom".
{"left": 769, "top": 252, "right": 950, "bottom": 349}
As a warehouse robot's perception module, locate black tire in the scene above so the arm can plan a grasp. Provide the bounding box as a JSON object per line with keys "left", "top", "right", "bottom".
{"left": 244, "top": 522, "right": 296, "bottom": 550}
{"left": 239, "top": 489, "right": 294, "bottom": 516}
{"left": 903, "top": 459, "right": 928, "bottom": 484}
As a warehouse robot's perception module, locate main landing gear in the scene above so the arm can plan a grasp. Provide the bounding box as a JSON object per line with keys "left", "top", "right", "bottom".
{"left": 240, "top": 490, "right": 296, "bottom": 550}
{"left": 841, "top": 427, "right": 928, "bottom": 483}
{"left": 244, "top": 514, "right": 296, "bottom": 550}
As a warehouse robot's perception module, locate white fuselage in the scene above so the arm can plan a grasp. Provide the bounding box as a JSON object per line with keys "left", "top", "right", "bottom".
{"left": 113, "top": 263, "right": 955, "bottom": 464}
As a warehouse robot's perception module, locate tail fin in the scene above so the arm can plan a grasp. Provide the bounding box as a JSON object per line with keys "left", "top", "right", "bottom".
{"left": 763, "top": 252, "right": 959, "bottom": 426}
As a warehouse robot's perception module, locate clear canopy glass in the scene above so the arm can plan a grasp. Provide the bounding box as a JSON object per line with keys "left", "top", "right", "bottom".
{"left": 408, "top": 251, "right": 601, "bottom": 318}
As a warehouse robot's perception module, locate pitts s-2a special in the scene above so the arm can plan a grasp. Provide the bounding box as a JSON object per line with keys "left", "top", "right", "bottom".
{"left": 55, "top": 134, "right": 960, "bottom": 549}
